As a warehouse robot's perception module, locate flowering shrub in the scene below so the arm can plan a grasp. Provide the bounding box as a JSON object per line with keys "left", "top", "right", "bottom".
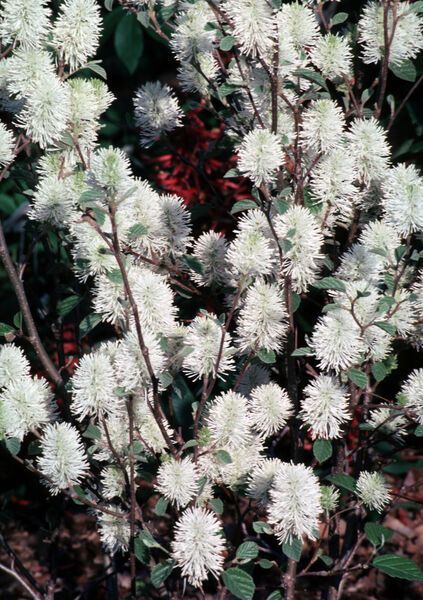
{"left": 0, "top": 0, "right": 423, "bottom": 598}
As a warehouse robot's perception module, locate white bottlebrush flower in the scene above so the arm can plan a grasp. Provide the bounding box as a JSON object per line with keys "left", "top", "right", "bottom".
{"left": 190, "top": 231, "right": 228, "bottom": 287}
{"left": 158, "top": 194, "right": 191, "bottom": 256}
{"left": 71, "top": 352, "right": 123, "bottom": 421}
{"left": 359, "top": 221, "right": 401, "bottom": 267}
{"left": 268, "top": 462, "right": 322, "bottom": 544}
{"left": 97, "top": 507, "right": 130, "bottom": 554}
{"left": 301, "top": 99, "right": 345, "bottom": 153}
{"left": 38, "top": 422, "right": 89, "bottom": 494}
{"left": 345, "top": 118, "right": 390, "bottom": 184}
{"left": 300, "top": 375, "right": 350, "bottom": 439}
{"left": 156, "top": 457, "right": 199, "bottom": 508}
{"left": 68, "top": 78, "right": 114, "bottom": 151}
{"left": 119, "top": 179, "right": 167, "bottom": 256}
{"left": 356, "top": 471, "right": 391, "bottom": 512}
{"left": 275, "top": 205, "right": 323, "bottom": 292}
{"left": 182, "top": 313, "right": 235, "bottom": 381}
{"left": 96, "top": 414, "right": 130, "bottom": 460}
{"left": 337, "top": 244, "right": 382, "bottom": 283}
{"left": 101, "top": 466, "right": 127, "bottom": 500}
{"left": 177, "top": 52, "right": 220, "bottom": 96}
{"left": 28, "top": 174, "right": 78, "bottom": 227}
{"left": 247, "top": 458, "right": 282, "bottom": 506}
{"left": 311, "top": 311, "right": 364, "bottom": 373}
{"left": 311, "top": 34, "right": 353, "bottom": 79}
{"left": 0, "top": 376, "right": 53, "bottom": 440}
{"left": 0, "top": 345, "right": 30, "bottom": 388}
{"left": 310, "top": 148, "right": 358, "bottom": 224}
{"left": 320, "top": 485, "right": 340, "bottom": 514}
{"left": 52, "top": 0, "right": 102, "bottom": 71}
{"left": 0, "top": 0, "right": 51, "bottom": 48}
{"left": 90, "top": 146, "right": 132, "bottom": 193}
{"left": 248, "top": 383, "right": 293, "bottom": 438}
{"left": 215, "top": 436, "right": 264, "bottom": 488}
{"left": 205, "top": 391, "right": 252, "bottom": 449}
{"left": 171, "top": 0, "right": 216, "bottom": 61}
{"left": 278, "top": 2, "right": 319, "bottom": 49}
{"left": 15, "top": 74, "right": 70, "bottom": 148}
{"left": 400, "top": 369, "right": 423, "bottom": 424}
{"left": 359, "top": 1, "right": 423, "bottom": 66}
{"left": 0, "top": 121, "right": 14, "bottom": 166}
{"left": 227, "top": 210, "right": 276, "bottom": 280}
{"left": 2, "top": 47, "right": 55, "bottom": 98}
{"left": 115, "top": 329, "right": 165, "bottom": 392}
{"left": 381, "top": 164, "right": 423, "bottom": 235}
{"left": 388, "top": 290, "right": 416, "bottom": 338}
{"left": 134, "top": 81, "right": 183, "bottom": 147}
{"left": 225, "top": 0, "right": 276, "bottom": 58}
{"left": 171, "top": 507, "right": 225, "bottom": 587}
{"left": 237, "top": 281, "right": 287, "bottom": 353}
{"left": 367, "top": 406, "right": 408, "bottom": 440}
{"left": 71, "top": 220, "right": 117, "bottom": 281}
{"left": 237, "top": 129, "right": 283, "bottom": 187}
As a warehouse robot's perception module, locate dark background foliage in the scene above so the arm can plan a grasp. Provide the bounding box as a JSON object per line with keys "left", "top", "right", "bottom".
{"left": 0, "top": 1, "right": 422, "bottom": 598}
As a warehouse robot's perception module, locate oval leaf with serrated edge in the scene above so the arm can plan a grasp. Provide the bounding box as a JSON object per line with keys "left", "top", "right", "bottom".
{"left": 347, "top": 369, "right": 368, "bottom": 389}
{"left": 390, "top": 60, "right": 417, "bottom": 82}
{"left": 372, "top": 555, "right": 423, "bottom": 581}
{"left": 313, "top": 439, "right": 332, "bottom": 463}
{"left": 220, "top": 35, "right": 235, "bottom": 51}
{"left": 231, "top": 200, "right": 257, "bottom": 214}
{"left": 114, "top": 14, "right": 143, "bottom": 74}
{"left": 266, "top": 592, "right": 282, "bottom": 600}
{"left": 365, "top": 522, "right": 393, "bottom": 547}
{"left": 312, "top": 277, "right": 346, "bottom": 292}
{"left": 222, "top": 568, "right": 255, "bottom": 600}
{"left": 236, "top": 541, "right": 259, "bottom": 561}
{"left": 327, "top": 473, "right": 356, "bottom": 493}
{"left": 151, "top": 560, "right": 175, "bottom": 588}
{"left": 5, "top": 437, "right": 21, "bottom": 455}
{"left": 216, "top": 449, "right": 232, "bottom": 464}
{"left": 0, "top": 322, "right": 14, "bottom": 335}
{"left": 282, "top": 537, "right": 302, "bottom": 562}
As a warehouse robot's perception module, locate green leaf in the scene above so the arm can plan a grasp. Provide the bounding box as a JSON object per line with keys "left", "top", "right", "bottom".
{"left": 291, "top": 292, "right": 301, "bottom": 313}
{"left": 155, "top": 497, "right": 169, "bottom": 516}
{"left": 330, "top": 11, "right": 348, "bottom": 25}
{"left": 347, "top": 368, "right": 368, "bottom": 389}
{"left": 82, "top": 424, "right": 101, "bottom": 440}
{"left": 327, "top": 474, "right": 356, "bottom": 493}
{"left": 220, "top": 35, "right": 235, "bottom": 51}
{"left": 372, "top": 554, "right": 423, "bottom": 581}
{"left": 231, "top": 200, "right": 257, "bottom": 214}
{"left": 114, "top": 14, "right": 143, "bottom": 74}
{"left": 365, "top": 522, "right": 393, "bottom": 547}
{"left": 224, "top": 168, "right": 240, "bottom": 178}
{"left": 259, "top": 559, "right": 273, "bottom": 569}
{"left": 374, "top": 321, "right": 396, "bottom": 336}
{"left": 313, "top": 439, "right": 333, "bottom": 463}
{"left": 257, "top": 348, "right": 276, "bottom": 364}
{"left": 390, "top": 59, "right": 417, "bottom": 82}
{"left": 218, "top": 82, "right": 240, "bottom": 97}
{"left": 222, "top": 567, "right": 255, "bottom": 600}
{"left": 282, "top": 537, "right": 302, "bottom": 562}
{"left": 273, "top": 198, "right": 289, "bottom": 214}
{"left": 266, "top": 592, "right": 282, "bottom": 600}
{"left": 319, "top": 554, "right": 333, "bottom": 567}
{"left": 128, "top": 223, "right": 148, "bottom": 237}
{"left": 79, "top": 313, "right": 102, "bottom": 339}
{"left": 138, "top": 530, "right": 164, "bottom": 550}
{"left": 104, "top": 0, "right": 114, "bottom": 10}
{"left": 5, "top": 437, "right": 21, "bottom": 455}
{"left": 0, "top": 322, "right": 14, "bottom": 335}
{"left": 294, "top": 68, "right": 329, "bottom": 91}
{"left": 291, "top": 347, "right": 312, "bottom": 357}
{"left": 312, "top": 277, "right": 346, "bottom": 292}
{"left": 209, "top": 498, "right": 224, "bottom": 514}
{"left": 182, "top": 439, "right": 198, "bottom": 450}
{"left": 377, "top": 296, "right": 396, "bottom": 315}
{"left": 134, "top": 536, "right": 149, "bottom": 564}
{"left": 253, "top": 521, "right": 272, "bottom": 534}
{"left": 106, "top": 268, "right": 124, "bottom": 284}
{"left": 84, "top": 61, "right": 107, "bottom": 80}
{"left": 236, "top": 541, "right": 259, "bottom": 562}
{"left": 410, "top": 0, "right": 423, "bottom": 12}
{"left": 57, "top": 295, "right": 81, "bottom": 317}
{"left": 216, "top": 449, "right": 232, "bottom": 464}
{"left": 182, "top": 254, "right": 204, "bottom": 274}
{"left": 151, "top": 560, "right": 175, "bottom": 588}
{"left": 372, "top": 362, "right": 388, "bottom": 382}
{"left": 414, "top": 425, "right": 423, "bottom": 437}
